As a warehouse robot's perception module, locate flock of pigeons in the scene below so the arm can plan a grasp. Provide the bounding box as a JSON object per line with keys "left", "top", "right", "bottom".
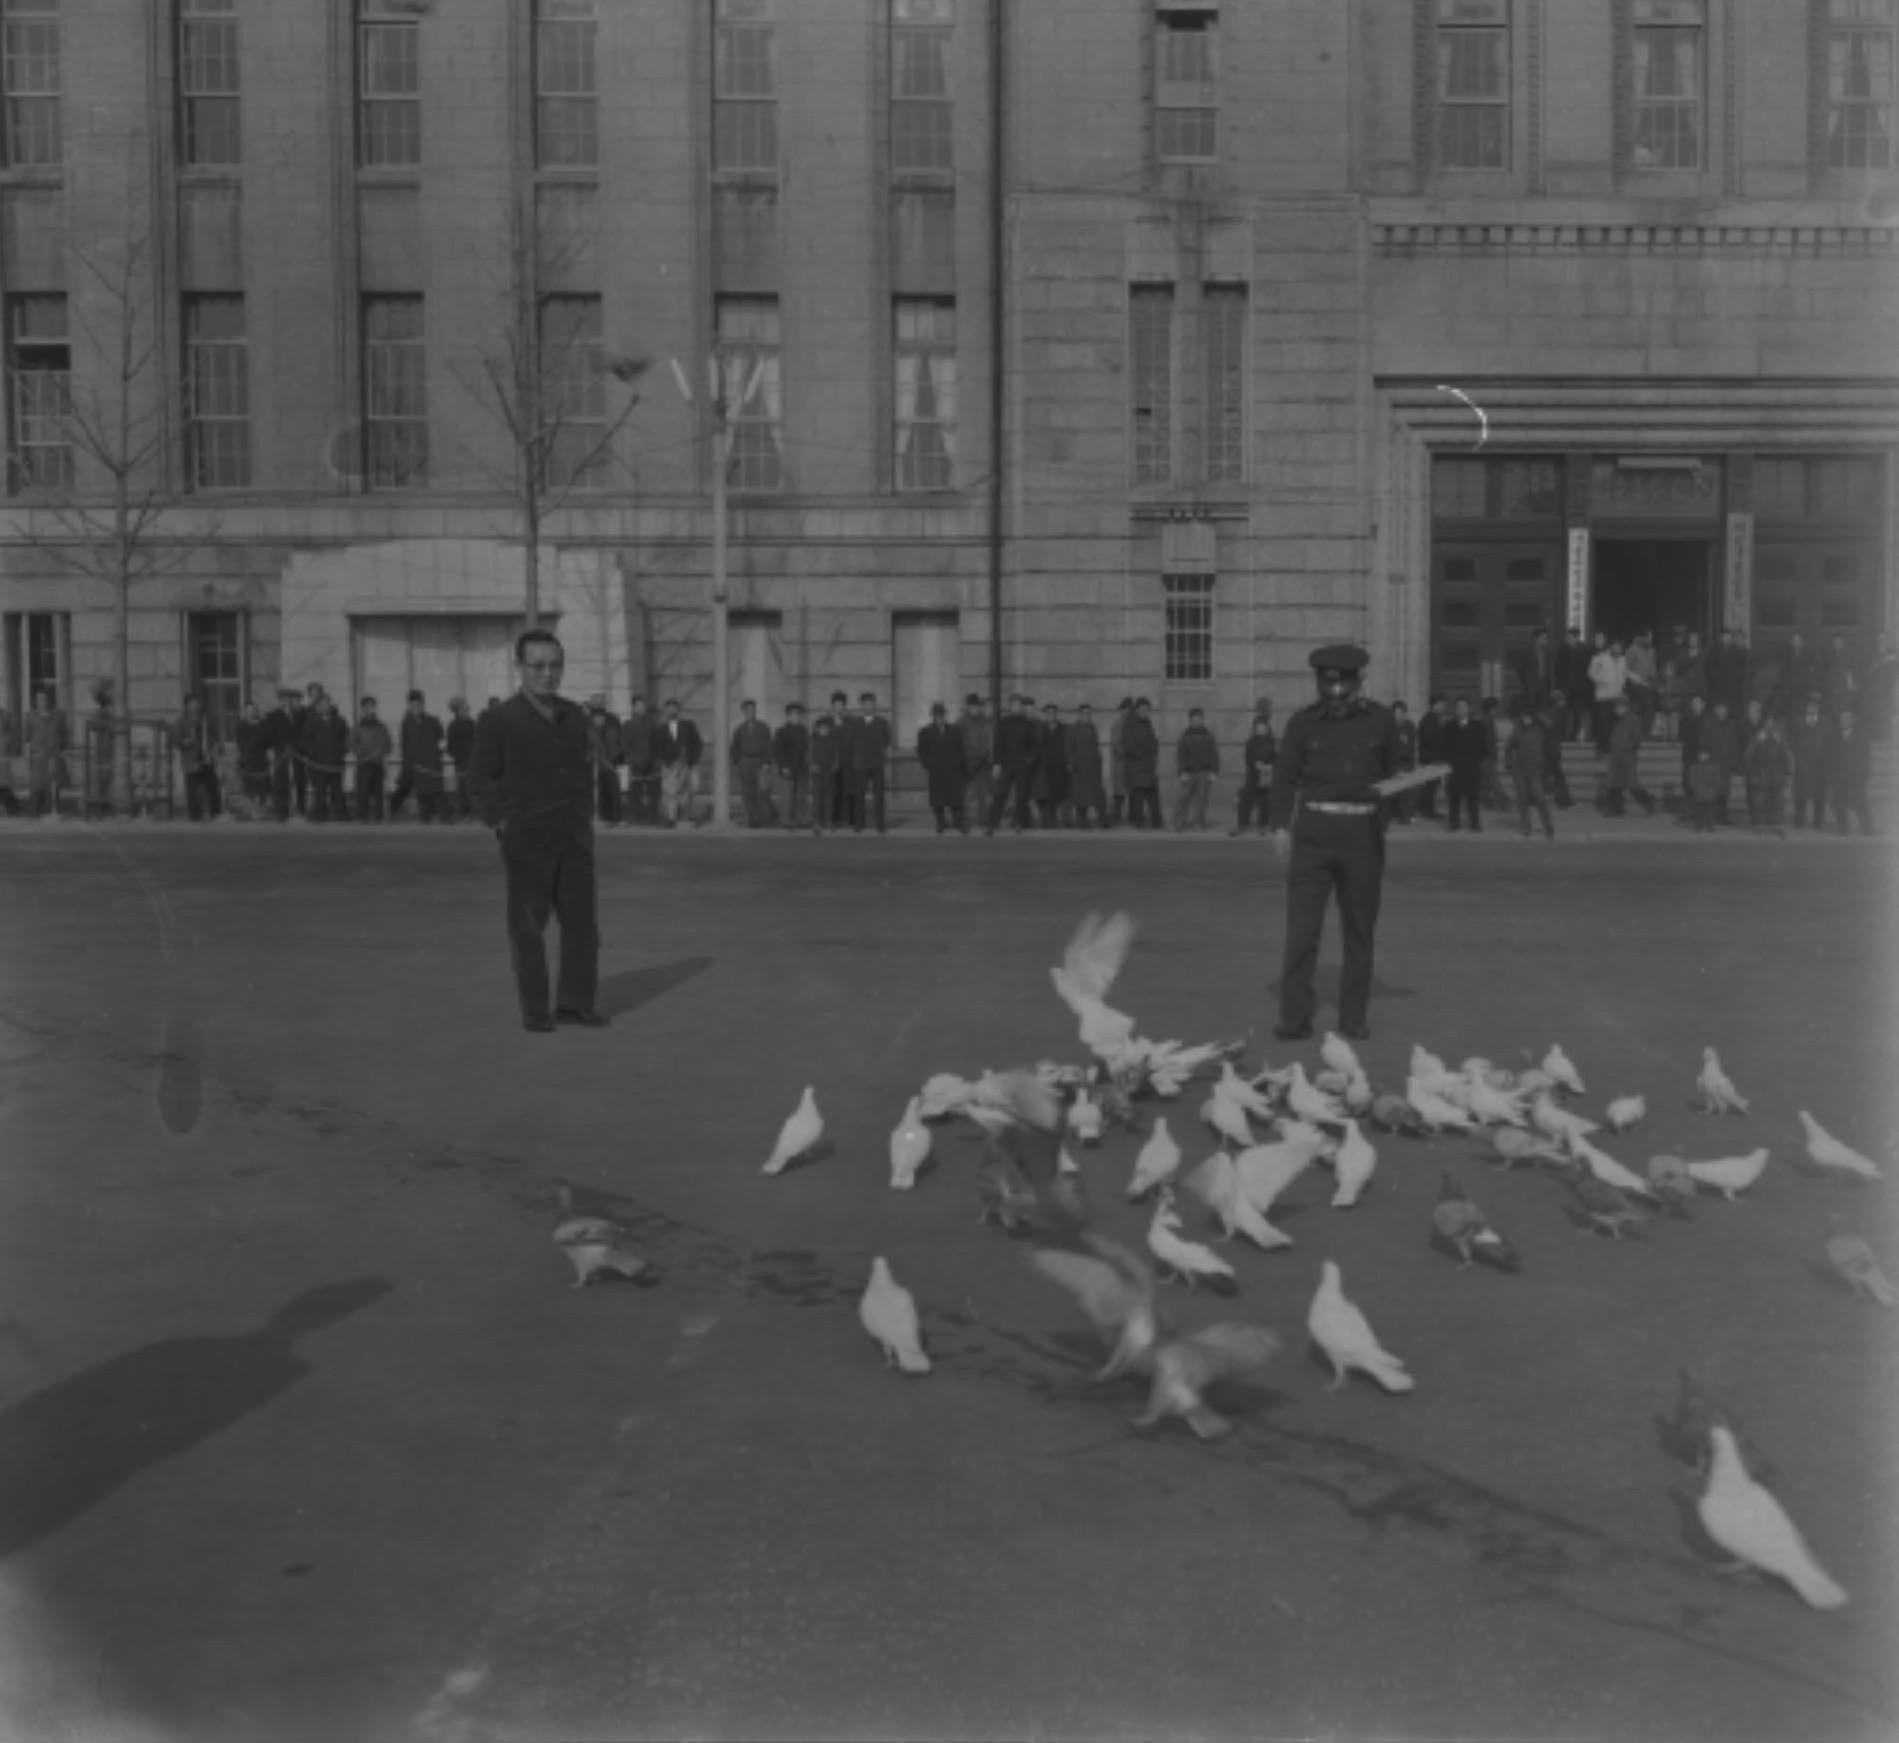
{"left": 557, "top": 911, "right": 1890, "bottom": 1615}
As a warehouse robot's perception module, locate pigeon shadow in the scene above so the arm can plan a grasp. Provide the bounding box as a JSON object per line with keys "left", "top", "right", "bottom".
{"left": 1665, "top": 1489, "right": 1734, "bottom": 1570}
{"left": 1801, "top": 1257, "right": 1859, "bottom": 1299}
{"left": 1652, "top": 1414, "right": 1705, "bottom": 1474}
{"left": 0, "top": 1278, "right": 393, "bottom": 1564}
{"left": 595, "top": 956, "right": 714, "bottom": 1020}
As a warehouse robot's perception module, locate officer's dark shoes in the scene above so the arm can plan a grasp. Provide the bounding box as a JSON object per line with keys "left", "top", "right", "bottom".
{"left": 556, "top": 1008, "right": 609, "bottom": 1028}
{"left": 1341, "top": 1024, "right": 1371, "bottom": 1041}
{"left": 1273, "top": 1022, "right": 1313, "bottom": 1041}
{"left": 523, "top": 1015, "right": 556, "bottom": 1034}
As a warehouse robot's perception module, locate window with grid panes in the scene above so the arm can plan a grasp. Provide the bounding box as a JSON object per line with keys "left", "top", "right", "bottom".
{"left": 185, "top": 295, "right": 249, "bottom": 488}
{"left": 892, "top": 0, "right": 952, "bottom": 174}
{"left": 1203, "top": 284, "right": 1244, "bottom": 486}
{"left": 714, "top": 0, "right": 776, "bottom": 173}
{"left": 2, "top": 0, "right": 58, "bottom": 168}
{"left": 363, "top": 296, "right": 428, "bottom": 487}
{"left": 716, "top": 296, "right": 782, "bottom": 491}
{"left": 540, "top": 295, "right": 607, "bottom": 489}
{"left": 5, "top": 294, "right": 70, "bottom": 492}
{"left": 1163, "top": 575, "right": 1214, "bottom": 682}
{"left": 1155, "top": 8, "right": 1217, "bottom": 161}
{"left": 1630, "top": 0, "right": 1703, "bottom": 171}
{"left": 186, "top": 611, "right": 243, "bottom": 738}
{"left": 894, "top": 298, "right": 955, "bottom": 491}
{"left": 536, "top": 0, "right": 596, "bottom": 169}
{"left": 1435, "top": 0, "right": 1508, "bottom": 169}
{"left": 1827, "top": 0, "right": 1895, "bottom": 168}
{"left": 359, "top": 3, "right": 419, "bottom": 168}
{"left": 1129, "top": 285, "right": 1172, "bottom": 484}
{"left": 179, "top": 0, "right": 239, "bottom": 168}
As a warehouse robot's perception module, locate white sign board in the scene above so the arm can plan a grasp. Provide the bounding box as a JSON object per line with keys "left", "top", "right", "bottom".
{"left": 1723, "top": 513, "right": 1753, "bottom": 634}
{"left": 1566, "top": 528, "right": 1590, "bottom": 636}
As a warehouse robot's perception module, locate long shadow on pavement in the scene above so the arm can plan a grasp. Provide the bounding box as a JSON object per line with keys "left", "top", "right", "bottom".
{"left": 595, "top": 956, "right": 714, "bottom": 1019}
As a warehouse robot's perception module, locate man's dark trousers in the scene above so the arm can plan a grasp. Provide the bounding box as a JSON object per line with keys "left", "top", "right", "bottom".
{"left": 1278, "top": 811, "right": 1385, "bottom": 1033}
{"left": 501, "top": 819, "right": 599, "bottom": 1023}
{"left": 988, "top": 766, "right": 1033, "bottom": 830}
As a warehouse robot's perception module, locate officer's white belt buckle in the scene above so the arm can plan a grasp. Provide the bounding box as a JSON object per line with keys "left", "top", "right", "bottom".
{"left": 1305, "top": 801, "right": 1377, "bottom": 815}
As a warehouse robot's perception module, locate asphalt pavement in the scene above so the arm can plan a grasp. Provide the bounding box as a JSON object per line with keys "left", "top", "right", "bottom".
{"left": 0, "top": 821, "right": 1893, "bottom": 1743}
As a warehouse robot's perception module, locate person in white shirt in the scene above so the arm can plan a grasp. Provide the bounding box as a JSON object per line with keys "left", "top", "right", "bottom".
{"left": 1588, "top": 637, "right": 1629, "bottom": 755}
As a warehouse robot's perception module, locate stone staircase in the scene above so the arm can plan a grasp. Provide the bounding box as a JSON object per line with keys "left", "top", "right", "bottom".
{"left": 1557, "top": 736, "right": 1898, "bottom": 817}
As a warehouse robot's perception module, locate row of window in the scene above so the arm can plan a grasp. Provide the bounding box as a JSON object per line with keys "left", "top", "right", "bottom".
{"left": 3, "top": 0, "right": 1891, "bottom": 178}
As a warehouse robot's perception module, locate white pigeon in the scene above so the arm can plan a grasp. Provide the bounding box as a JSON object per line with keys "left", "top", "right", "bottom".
{"left": 1065, "top": 1086, "right": 1104, "bottom": 1146}
{"left": 1410, "top": 1043, "right": 1450, "bottom": 1081}
{"left": 762, "top": 1086, "right": 824, "bottom": 1175}
{"left": 1605, "top": 1094, "right": 1647, "bottom": 1133}
{"left": 1406, "top": 1076, "right": 1477, "bottom": 1133}
{"left": 1460, "top": 1057, "right": 1512, "bottom": 1090}
{"left": 1340, "top": 1070, "right": 1375, "bottom": 1117}
{"left": 1565, "top": 1129, "right": 1659, "bottom": 1200}
{"left": 1234, "top": 1129, "right": 1325, "bottom": 1216}
{"left": 1029, "top": 1238, "right": 1161, "bottom": 1380}
{"left": 1685, "top": 1147, "right": 1771, "bottom": 1201}
{"left": 1697, "top": 1047, "right": 1750, "bottom": 1116}
{"left": 1542, "top": 1044, "right": 1586, "bottom": 1097}
{"left": 859, "top": 1256, "right": 931, "bottom": 1374}
{"left": 1825, "top": 1216, "right": 1897, "bottom": 1306}
{"left": 1460, "top": 1074, "right": 1528, "bottom": 1128}
{"left": 1698, "top": 1427, "right": 1847, "bottom": 1609}
{"left": 1531, "top": 1091, "right": 1598, "bottom": 1144}
{"left": 1147, "top": 1193, "right": 1239, "bottom": 1291}
{"left": 1200, "top": 1092, "right": 1255, "bottom": 1151}
{"left": 1050, "top": 910, "right": 1140, "bottom": 1062}
{"left": 1215, "top": 1060, "right": 1277, "bottom": 1122}
{"left": 888, "top": 1096, "right": 931, "bottom": 1191}
{"left": 1798, "top": 1112, "right": 1885, "bottom": 1182}
{"left": 552, "top": 1208, "right": 651, "bottom": 1289}
{"left": 1307, "top": 1260, "right": 1413, "bottom": 1393}
{"left": 1134, "top": 1323, "right": 1282, "bottom": 1439}
{"left": 1187, "top": 1152, "right": 1292, "bottom": 1251}
{"left": 1320, "top": 1031, "right": 1363, "bottom": 1079}
{"left": 1514, "top": 1067, "right": 1556, "bottom": 1097}
{"left": 1273, "top": 1116, "right": 1337, "bottom": 1156}
{"left": 1329, "top": 1119, "right": 1378, "bottom": 1209}
{"left": 1286, "top": 1063, "right": 1344, "bottom": 1126}
{"left": 1126, "top": 1116, "right": 1183, "bottom": 1200}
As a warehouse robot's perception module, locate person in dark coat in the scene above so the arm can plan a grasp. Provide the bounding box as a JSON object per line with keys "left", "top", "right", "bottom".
{"left": 1171, "top": 706, "right": 1220, "bottom": 832}
{"left": 1034, "top": 702, "right": 1071, "bottom": 827}
{"left": 618, "top": 696, "right": 657, "bottom": 826}
{"left": 808, "top": 696, "right": 845, "bottom": 834}
{"left": 350, "top": 697, "right": 392, "bottom": 823}
{"left": 586, "top": 696, "right": 624, "bottom": 827}
{"left": 1678, "top": 693, "right": 1707, "bottom": 802}
{"left": 773, "top": 702, "right": 810, "bottom": 831}
{"left": 986, "top": 694, "right": 1038, "bottom": 835}
{"left": 174, "top": 692, "right": 223, "bottom": 823}
{"left": 916, "top": 702, "right": 968, "bottom": 833}
{"left": 959, "top": 695, "right": 993, "bottom": 826}
{"left": 1107, "top": 698, "right": 1133, "bottom": 826}
{"left": 300, "top": 694, "right": 350, "bottom": 823}
{"left": 1439, "top": 696, "right": 1487, "bottom": 832}
{"left": 730, "top": 699, "right": 777, "bottom": 828}
{"left": 1737, "top": 698, "right": 1769, "bottom": 825}
{"left": 1539, "top": 693, "right": 1573, "bottom": 807}
{"left": 656, "top": 699, "right": 703, "bottom": 827}
{"left": 1556, "top": 629, "right": 1592, "bottom": 742}
{"left": 845, "top": 691, "right": 892, "bottom": 834}
{"left": 1823, "top": 708, "right": 1875, "bottom": 835}
{"left": 1699, "top": 700, "right": 1739, "bottom": 826}
{"left": 262, "top": 689, "right": 300, "bottom": 821}
{"left": 1774, "top": 631, "right": 1816, "bottom": 722}
{"left": 1684, "top": 748, "right": 1723, "bottom": 833}
{"left": 1707, "top": 629, "right": 1749, "bottom": 719}
{"left": 1066, "top": 702, "right": 1107, "bottom": 828}
{"left": 1819, "top": 634, "right": 1861, "bottom": 722}
{"left": 394, "top": 690, "right": 446, "bottom": 822}
{"left": 1514, "top": 629, "right": 1555, "bottom": 713}
{"left": 236, "top": 700, "right": 271, "bottom": 819}
{"left": 1864, "top": 630, "right": 1897, "bottom": 741}
{"left": 1743, "top": 715, "right": 1791, "bottom": 836}
{"left": 1414, "top": 694, "right": 1448, "bottom": 818}
{"left": 1601, "top": 700, "right": 1654, "bottom": 817}
{"left": 1231, "top": 700, "right": 1278, "bottom": 835}
{"left": 1789, "top": 696, "right": 1828, "bottom": 828}
{"left": 445, "top": 698, "right": 476, "bottom": 822}
{"left": 469, "top": 629, "right": 601, "bottom": 1032}
{"left": 1120, "top": 698, "right": 1162, "bottom": 830}
{"left": 1507, "top": 702, "right": 1555, "bottom": 840}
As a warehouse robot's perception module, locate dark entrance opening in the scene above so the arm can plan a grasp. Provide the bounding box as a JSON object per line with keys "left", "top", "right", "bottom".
{"left": 1592, "top": 539, "right": 1713, "bottom": 645}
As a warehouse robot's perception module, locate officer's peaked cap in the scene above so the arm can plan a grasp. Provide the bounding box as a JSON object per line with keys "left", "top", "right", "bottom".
{"left": 1310, "top": 643, "right": 1369, "bottom": 675}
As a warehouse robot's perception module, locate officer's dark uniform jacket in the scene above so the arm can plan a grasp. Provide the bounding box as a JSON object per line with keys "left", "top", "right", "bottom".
{"left": 1267, "top": 697, "right": 1402, "bottom": 831}
{"left": 470, "top": 692, "right": 595, "bottom": 844}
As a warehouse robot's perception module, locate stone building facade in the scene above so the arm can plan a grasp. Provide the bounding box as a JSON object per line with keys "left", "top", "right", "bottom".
{"left": 2, "top": 1, "right": 1894, "bottom": 786}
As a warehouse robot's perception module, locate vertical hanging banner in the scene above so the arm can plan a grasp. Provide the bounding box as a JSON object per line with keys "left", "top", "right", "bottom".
{"left": 1565, "top": 528, "right": 1590, "bottom": 636}
{"left": 1723, "top": 512, "right": 1753, "bottom": 634}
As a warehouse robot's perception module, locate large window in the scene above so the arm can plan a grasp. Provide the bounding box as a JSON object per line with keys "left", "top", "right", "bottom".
{"left": 540, "top": 294, "right": 606, "bottom": 489}
{"left": 1, "top": 0, "right": 58, "bottom": 168}
{"left": 1163, "top": 575, "right": 1214, "bottom": 682}
{"left": 179, "top": 0, "right": 239, "bottom": 168}
{"left": 184, "top": 295, "right": 250, "bottom": 490}
{"left": 1203, "top": 284, "right": 1244, "bottom": 486}
{"left": 536, "top": 0, "right": 597, "bottom": 169}
{"left": 1155, "top": 6, "right": 1218, "bottom": 162}
{"left": 358, "top": 2, "right": 420, "bottom": 169}
{"left": 1129, "top": 284, "right": 1173, "bottom": 485}
{"left": 1827, "top": 0, "right": 1895, "bottom": 169}
{"left": 894, "top": 298, "right": 955, "bottom": 491}
{"left": 891, "top": 0, "right": 952, "bottom": 174}
{"left": 362, "top": 296, "right": 428, "bottom": 488}
{"left": 1435, "top": 0, "right": 1508, "bottom": 169}
{"left": 4, "top": 293, "right": 70, "bottom": 493}
{"left": 714, "top": 0, "right": 776, "bottom": 174}
{"left": 1630, "top": 0, "right": 1703, "bottom": 171}
{"left": 715, "top": 296, "right": 782, "bottom": 491}
{"left": 4, "top": 610, "right": 69, "bottom": 733}
{"left": 185, "top": 611, "right": 244, "bottom": 739}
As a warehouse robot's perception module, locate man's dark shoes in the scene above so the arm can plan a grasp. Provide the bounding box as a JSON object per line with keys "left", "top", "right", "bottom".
{"left": 555, "top": 1008, "right": 609, "bottom": 1028}
{"left": 523, "top": 1015, "right": 557, "bottom": 1033}
{"left": 1273, "top": 1021, "right": 1313, "bottom": 1041}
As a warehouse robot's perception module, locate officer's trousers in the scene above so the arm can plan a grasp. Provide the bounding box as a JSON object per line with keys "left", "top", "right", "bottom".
{"left": 1278, "top": 810, "right": 1385, "bottom": 1032}
{"left": 500, "top": 826, "right": 599, "bottom": 1023}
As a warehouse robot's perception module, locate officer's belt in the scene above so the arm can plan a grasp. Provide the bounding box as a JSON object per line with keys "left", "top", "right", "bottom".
{"left": 1304, "top": 801, "right": 1378, "bottom": 815}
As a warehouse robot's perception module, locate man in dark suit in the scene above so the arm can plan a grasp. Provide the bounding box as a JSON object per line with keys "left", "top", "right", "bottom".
{"left": 845, "top": 690, "right": 892, "bottom": 833}
{"left": 470, "top": 631, "right": 603, "bottom": 1033}
{"left": 1514, "top": 629, "right": 1555, "bottom": 712}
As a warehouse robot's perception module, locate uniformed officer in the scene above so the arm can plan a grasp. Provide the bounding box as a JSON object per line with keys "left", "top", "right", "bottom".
{"left": 1268, "top": 643, "right": 1403, "bottom": 1041}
